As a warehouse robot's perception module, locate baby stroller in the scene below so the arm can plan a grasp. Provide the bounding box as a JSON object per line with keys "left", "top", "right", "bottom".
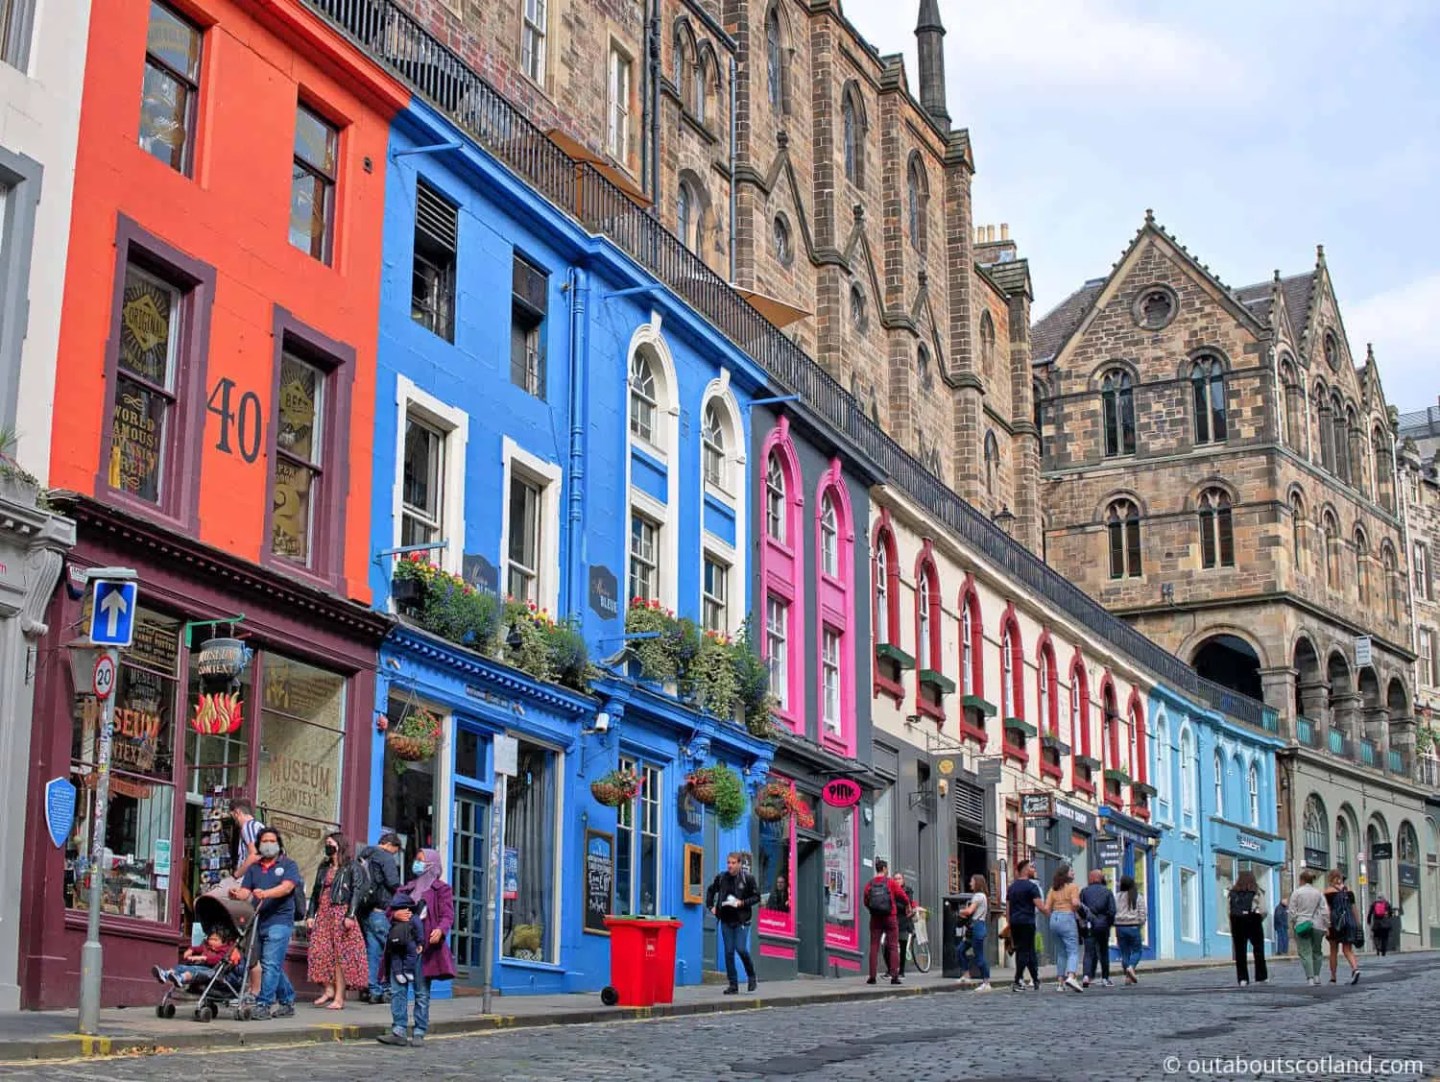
{"left": 157, "top": 888, "right": 259, "bottom": 1022}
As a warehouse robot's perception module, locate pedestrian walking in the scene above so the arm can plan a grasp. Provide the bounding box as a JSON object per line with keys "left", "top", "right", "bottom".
{"left": 705, "top": 851, "right": 760, "bottom": 994}
{"left": 305, "top": 830, "right": 369, "bottom": 1010}
{"left": 1079, "top": 869, "right": 1116, "bottom": 988}
{"left": 1045, "top": 864, "right": 1084, "bottom": 992}
{"left": 1287, "top": 869, "right": 1329, "bottom": 986}
{"left": 1272, "top": 898, "right": 1290, "bottom": 956}
{"left": 1323, "top": 870, "right": 1361, "bottom": 985}
{"left": 229, "top": 826, "right": 301, "bottom": 1019}
{"left": 1006, "top": 859, "right": 1048, "bottom": 992}
{"left": 893, "top": 872, "right": 915, "bottom": 978}
{"left": 957, "top": 875, "right": 992, "bottom": 991}
{"left": 1227, "top": 870, "right": 1268, "bottom": 986}
{"left": 356, "top": 833, "right": 402, "bottom": 1004}
{"left": 1367, "top": 896, "right": 1394, "bottom": 957}
{"left": 864, "top": 858, "right": 907, "bottom": 985}
{"left": 1113, "top": 874, "right": 1145, "bottom": 984}
{"left": 229, "top": 798, "right": 264, "bottom": 880}
{"left": 377, "top": 848, "right": 455, "bottom": 1048}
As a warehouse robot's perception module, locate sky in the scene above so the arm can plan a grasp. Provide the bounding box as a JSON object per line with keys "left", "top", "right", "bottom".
{"left": 840, "top": 0, "right": 1440, "bottom": 415}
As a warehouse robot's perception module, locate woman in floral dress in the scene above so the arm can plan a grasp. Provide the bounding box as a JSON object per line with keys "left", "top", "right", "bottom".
{"left": 306, "top": 830, "right": 369, "bottom": 1009}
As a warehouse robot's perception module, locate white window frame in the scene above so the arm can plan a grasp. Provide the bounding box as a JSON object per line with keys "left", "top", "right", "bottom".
{"left": 766, "top": 595, "right": 788, "bottom": 711}
{"left": 1421, "top": 628, "right": 1435, "bottom": 687}
{"left": 1179, "top": 725, "right": 1197, "bottom": 833}
{"left": 607, "top": 43, "right": 632, "bottom": 164}
{"left": 875, "top": 545, "right": 890, "bottom": 645}
{"left": 820, "top": 494, "right": 839, "bottom": 577}
{"left": 701, "top": 551, "right": 729, "bottom": 634}
{"left": 1153, "top": 712, "right": 1171, "bottom": 821}
{"left": 917, "top": 575, "right": 931, "bottom": 672}
{"left": 392, "top": 376, "right": 468, "bottom": 577}
{"left": 961, "top": 603, "right": 974, "bottom": 694}
{"left": 1180, "top": 867, "right": 1200, "bottom": 943}
{"left": 765, "top": 453, "right": 786, "bottom": 542}
{"left": 1416, "top": 541, "right": 1430, "bottom": 601}
{"left": 702, "top": 401, "right": 726, "bottom": 490}
{"left": 499, "top": 436, "right": 562, "bottom": 613}
{"left": 1213, "top": 750, "right": 1225, "bottom": 819}
{"left": 1000, "top": 627, "right": 1015, "bottom": 719}
{"left": 629, "top": 509, "right": 661, "bottom": 604}
{"left": 521, "top": 0, "right": 547, "bottom": 84}
{"left": 617, "top": 756, "right": 662, "bottom": 915}
{"left": 821, "top": 627, "right": 841, "bottom": 734}
{"left": 506, "top": 472, "right": 543, "bottom": 604}
{"left": 1247, "top": 762, "right": 1260, "bottom": 826}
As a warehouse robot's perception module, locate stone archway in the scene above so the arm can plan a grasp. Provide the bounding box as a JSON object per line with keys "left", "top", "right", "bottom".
{"left": 1327, "top": 650, "right": 1358, "bottom": 741}
{"left": 1359, "top": 666, "right": 1385, "bottom": 747}
{"left": 1192, "top": 634, "right": 1263, "bottom": 701}
{"left": 1387, "top": 677, "right": 1413, "bottom": 768}
{"left": 1293, "top": 636, "right": 1324, "bottom": 728}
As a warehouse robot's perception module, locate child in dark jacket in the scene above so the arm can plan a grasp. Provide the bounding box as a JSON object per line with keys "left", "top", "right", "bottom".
{"left": 152, "top": 930, "right": 234, "bottom": 988}
{"left": 384, "top": 892, "right": 425, "bottom": 985}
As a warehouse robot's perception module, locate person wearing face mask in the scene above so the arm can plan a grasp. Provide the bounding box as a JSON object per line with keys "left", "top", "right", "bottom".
{"left": 377, "top": 848, "right": 455, "bottom": 1048}
{"left": 305, "top": 831, "right": 370, "bottom": 1009}
{"left": 230, "top": 827, "right": 303, "bottom": 1019}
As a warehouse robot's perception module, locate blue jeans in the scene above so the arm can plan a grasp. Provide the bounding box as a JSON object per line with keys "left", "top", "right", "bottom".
{"left": 1050, "top": 911, "right": 1080, "bottom": 978}
{"left": 1116, "top": 925, "right": 1143, "bottom": 971}
{"left": 719, "top": 921, "right": 755, "bottom": 986}
{"left": 255, "top": 921, "right": 295, "bottom": 1007}
{"left": 173, "top": 964, "right": 216, "bottom": 987}
{"left": 390, "top": 973, "right": 430, "bottom": 1037}
{"left": 960, "top": 921, "right": 990, "bottom": 980}
{"left": 362, "top": 910, "right": 390, "bottom": 997}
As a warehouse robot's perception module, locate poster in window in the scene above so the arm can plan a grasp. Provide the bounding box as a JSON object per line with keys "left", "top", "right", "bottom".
{"left": 583, "top": 829, "right": 614, "bottom": 935}
{"left": 119, "top": 269, "right": 176, "bottom": 385}
{"left": 503, "top": 847, "right": 519, "bottom": 901}
{"left": 822, "top": 804, "right": 854, "bottom": 926}
{"left": 277, "top": 355, "right": 320, "bottom": 458}
{"left": 271, "top": 457, "right": 315, "bottom": 563}
{"left": 110, "top": 381, "right": 167, "bottom": 502}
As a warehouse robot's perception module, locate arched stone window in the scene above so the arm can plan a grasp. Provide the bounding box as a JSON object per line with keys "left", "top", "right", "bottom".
{"left": 1373, "top": 425, "right": 1395, "bottom": 512}
{"left": 1106, "top": 498, "right": 1141, "bottom": 579}
{"left": 849, "top": 283, "right": 867, "bottom": 332}
{"left": 980, "top": 311, "right": 996, "bottom": 372}
{"left": 984, "top": 431, "right": 999, "bottom": 495}
{"left": 676, "top": 176, "right": 703, "bottom": 252}
{"left": 1190, "top": 355, "right": 1227, "bottom": 444}
{"left": 1197, "top": 488, "right": 1234, "bottom": 569}
{"left": 1322, "top": 509, "right": 1339, "bottom": 588}
{"left": 1335, "top": 813, "right": 1351, "bottom": 880}
{"left": 1331, "top": 391, "right": 1350, "bottom": 483}
{"left": 1354, "top": 527, "right": 1369, "bottom": 603}
{"left": 1101, "top": 369, "right": 1135, "bottom": 457}
{"left": 1302, "top": 794, "right": 1328, "bottom": 865}
{"left": 1290, "top": 491, "right": 1306, "bottom": 572}
{"left": 765, "top": 6, "right": 785, "bottom": 111}
{"left": 1382, "top": 543, "right": 1399, "bottom": 621}
{"left": 917, "top": 342, "right": 932, "bottom": 391}
{"left": 906, "top": 153, "right": 928, "bottom": 254}
{"left": 841, "top": 83, "right": 865, "bottom": 187}
{"left": 1279, "top": 358, "right": 1301, "bottom": 448}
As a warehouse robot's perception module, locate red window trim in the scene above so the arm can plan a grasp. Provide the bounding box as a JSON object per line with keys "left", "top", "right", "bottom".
{"left": 917, "top": 697, "right": 946, "bottom": 723}
{"left": 959, "top": 714, "right": 989, "bottom": 747}
{"left": 1002, "top": 737, "right": 1029, "bottom": 767}
{"left": 913, "top": 542, "right": 942, "bottom": 676}
{"left": 1072, "top": 775, "right": 1096, "bottom": 797}
{"left": 874, "top": 671, "right": 906, "bottom": 703}
{"left": 1036, "top": 630, "right": 1059, "bottom": 738}
{"left": 96, "top": 215, "right": 216, "bottom": 533}
{"left": 1039, "top": 757, "right": 1064, "bottom": 781}
{"left": 998, "top": 603, "right": 1024, "bottom": 721}
{"left": 1128, "top": 688, "right": 1148, "bottom": 784}
{"left": 872, "top": 518, "right": 901, "bottom": 645}
{"left": 958, "top": 577, "right": 983, "bottom": 699}
{"left": 260, "top": 306, "right": 355, "bottom": 591}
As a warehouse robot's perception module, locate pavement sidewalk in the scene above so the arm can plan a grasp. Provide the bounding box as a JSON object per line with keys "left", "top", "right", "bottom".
{"left": 0, "top": 955, "right": 1239, "bottom": 1062}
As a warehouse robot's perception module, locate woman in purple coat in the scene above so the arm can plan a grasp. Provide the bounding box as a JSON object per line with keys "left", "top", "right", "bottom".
{"left": 377, "top": 848, "right": 455, "bottom": 1048}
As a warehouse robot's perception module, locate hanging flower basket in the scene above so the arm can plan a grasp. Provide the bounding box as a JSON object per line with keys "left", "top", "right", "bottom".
{"left": 591, "top": 767, "right": 643, "bottom": 807}
{"left": 754, "top": 800, "right": 786, "bottom": 822}
{"left": 386, "top": 706, "right": 442, "bottom": 762}
{"left": 755, "top": 781, "right": 815, "bottom": 828}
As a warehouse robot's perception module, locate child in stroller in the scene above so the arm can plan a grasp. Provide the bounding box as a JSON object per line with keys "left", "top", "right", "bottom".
{"left": 153, "top": 889, "right": 260, "bottom": 1021}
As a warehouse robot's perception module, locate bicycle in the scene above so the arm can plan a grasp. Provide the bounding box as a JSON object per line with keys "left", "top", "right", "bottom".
{"left": 909, "top": 906, "right": 932, "bottom": 973}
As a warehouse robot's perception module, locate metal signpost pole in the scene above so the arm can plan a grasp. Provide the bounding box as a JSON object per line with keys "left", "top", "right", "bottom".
{"left": 78, "top": 646, "right": 120, "bottom": 1036}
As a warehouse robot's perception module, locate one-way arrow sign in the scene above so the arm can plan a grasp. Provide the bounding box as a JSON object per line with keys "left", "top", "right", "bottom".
{"left": 89, "top": 578, "right": 138, "bottom": 647}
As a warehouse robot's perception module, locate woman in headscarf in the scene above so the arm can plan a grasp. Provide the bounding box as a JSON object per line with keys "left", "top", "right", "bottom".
{"left": 377, "top": 848, "right": 455, "bottom": 1048}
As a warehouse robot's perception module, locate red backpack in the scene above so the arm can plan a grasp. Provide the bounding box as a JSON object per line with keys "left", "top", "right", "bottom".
{"left": 1373, "top": 899, "right": 1389, "bottom": 919}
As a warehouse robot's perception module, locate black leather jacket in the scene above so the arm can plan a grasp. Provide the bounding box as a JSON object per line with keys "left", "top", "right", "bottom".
{"left": 307, "top": 859, "right": 360, "bottom": 920}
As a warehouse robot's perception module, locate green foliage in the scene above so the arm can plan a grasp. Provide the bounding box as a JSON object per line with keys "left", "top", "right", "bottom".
{"left": 626, "top": 599, "right": 679, "bottom": 682}
{"left": 690, "top": 764, "right": 746, "bottom": 829}
{"left": 693, "top": 631, "right": 740, "bottom": 719}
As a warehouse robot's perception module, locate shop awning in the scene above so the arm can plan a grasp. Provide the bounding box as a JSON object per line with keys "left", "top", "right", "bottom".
{"left": 544, "top": 129, "right": 651, "bottom": 210}
{"left": 734, "top": 287, "right": 811, "bottom": 329}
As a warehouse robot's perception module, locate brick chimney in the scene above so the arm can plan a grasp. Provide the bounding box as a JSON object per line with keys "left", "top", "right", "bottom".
{"left": 915, "top": 0, "right": 950, "bottom": 129}
{"left": 974, "top": 223, "right": 1019, "bottom": 264}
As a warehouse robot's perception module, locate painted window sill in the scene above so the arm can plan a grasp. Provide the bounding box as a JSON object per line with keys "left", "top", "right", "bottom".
{"left": 875, "top": 642, "right": 916, "bottom": 670}
{"left": 959, "top": 719, "right": 989, "bottom": 747}
{"left": 919, "top": 668, "right": 957, "bottom": 695}
{"left": 962, "top": 694, "right": 997, "bottom": 717}
{"left": 874, "top": 673, "right": 906, "bottom": 703}
{"left": 1002, "top": 743, "right": 1029, "bottom": 767}
{"left": 916, "top": 698, "right": 946, "bottom": 723}
{"left": 1039, "top": 761, "right": 1064, "bottom": 781}
{"left": 1003, "top": 717, "right": 1038, "bottom": 738}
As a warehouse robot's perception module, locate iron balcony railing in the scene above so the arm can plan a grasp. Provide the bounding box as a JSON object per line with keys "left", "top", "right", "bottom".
{"left": 1328, "top": 728, "right": 1350, "bottom": 757}
{"left": 305, "top": 0, "right": 1277, "bottom": 732}
{"left": 1387, "top": 748, "right": 1406, "bottom": 775}
{"left": 1358, "top": 738, "right": 1378, "bottom": 768}
{"left": 1296, "top": 716, "right": 1316, "bottom": 746}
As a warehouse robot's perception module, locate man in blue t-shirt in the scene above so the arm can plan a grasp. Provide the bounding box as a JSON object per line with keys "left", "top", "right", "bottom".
{"left": 1005, "top": 858, "right": 1049, "bottom": 992}
{"left": 231, "top": 826, "right": 302, "bottom": 1018}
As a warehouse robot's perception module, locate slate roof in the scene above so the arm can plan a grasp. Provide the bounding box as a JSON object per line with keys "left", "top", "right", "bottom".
{"left": 1233, "top": 273, "right": 1316, "bottom": 340}
{"left": 1031, "top": 278, "right": 1105, "bottom": 363}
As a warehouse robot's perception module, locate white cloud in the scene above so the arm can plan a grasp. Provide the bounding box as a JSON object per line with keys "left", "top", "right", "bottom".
{"left": 1346, "top": 272, "right": 1440, "bottom": 411}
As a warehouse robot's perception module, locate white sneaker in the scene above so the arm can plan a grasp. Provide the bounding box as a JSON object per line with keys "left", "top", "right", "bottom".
{"left": 1064, "top": 975, "right": 1084, "bottom": 992}
{"left": 1100, "top": 978, "right": 1114, "bottom": 987}
{"left": 975, "top": 981, "right": 992, "bottom": 992}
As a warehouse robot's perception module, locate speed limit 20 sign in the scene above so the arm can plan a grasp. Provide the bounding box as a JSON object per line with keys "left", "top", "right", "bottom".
{"left": 92, "top": 654, "right": 116, "bottom": 700}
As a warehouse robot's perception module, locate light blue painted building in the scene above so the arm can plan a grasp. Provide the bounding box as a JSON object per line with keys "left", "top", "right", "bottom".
{"left": 1148, "top": 687, "right": 1286, "bottom": 962}
{"left": 365, "top": 94, "right": 778, "bottom": 996}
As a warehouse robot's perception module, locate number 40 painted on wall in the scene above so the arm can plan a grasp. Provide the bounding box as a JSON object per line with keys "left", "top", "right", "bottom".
{"left": 207, "top": 378, "right": 262, "bottom": 463}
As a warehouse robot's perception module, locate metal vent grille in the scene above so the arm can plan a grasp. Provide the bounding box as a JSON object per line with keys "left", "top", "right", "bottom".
{"left": 954, "top": 781, "right": 984, "bottom": 825}
{"left": 415, "top": 180, "right": 458, "bottom": 251}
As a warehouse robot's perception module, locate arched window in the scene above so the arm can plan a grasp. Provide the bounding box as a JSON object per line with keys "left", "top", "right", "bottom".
{"left": 1180, "top": 726, "right": 1197, "bottom": 828}
{"left": 984, "top": 431, "right": 999, "bottom": 495}
{"left": 701, "top": 401, "right": 725, "bottom": 488}
{"left": 1190, "top": 356, "right": 1227, "bottom": 443}
{"left": 849, "top": 283, "right": 867, "bottom": 332}
{"left": 1153, "top": 712, "right": 1171, "bottom": 818}
{"left": 841, "top": 84, "right": 864, "bottom": 186}
{"left": 629, "top": 350, "right": 657, "bottom": 444}
{"left": 1247, "top": 762, "right": 1260, "bottom": 826}
{"left": 917, "top": 569, "right": 932, "bottom": 672}
{"left": 819, "top": 493, "right": 838, "bottom": 577}
{"left": 917, "top": 343, "right": 932, "bottom": 391}
{"left": 1302, "top": 795, "right": 1328, "bottom": 866}
{"left": 1315, "top": 385, "right": 1334, "bottom": 472}
{"left": 1106, "top": 498, "right": 1142, "bottom": 579}
{"left": 1322, "top": 510, "right": 1339, "bottom": 588}
{"left": 1198, "top": 489, "right": 1234, "bottom": 569}
{"left": 1032, "top": 380, "right": 1046, "bottom": 439}
{"left": 771, "top": 214, "right": 792, "bottom": 267}
{"left": 1278, "top": 359, "right": 1296, "bottom": 446}
{"left": 906, "top": 154, "right": 927, "bottom": 254}
{"left": 999, "top": 619, "right": 1021, "bottom": 720}
{"left": 1290, "top": 492, "right": 1305, "bottom": 572}
{"left": 672, "top": 26, "right": 687, "bottom": 89}
{"left": 980, "top": 312, "right": 997, "bottom": 372}
{"left": 1354, "top": 528, "right": 1369, "bottom": 603}
{"left": 693, "top": 53, "right": 709, "bottom": 124}
{"left": 1101, "top": 370, "right": 1136, "bottom": 457}
{"left": 1373, "top": 425, "right": 1395, "bottom": 512}
{"left": 1335, "top": 814, "right": 1351, "bottom": 880}
{"left": 765, "top": 6, "right": 783, "bottom": 110}
{"left": 1037, "top": 642, "right": 1058, "bottom": 736}
{"left": 1399, "top": 821, "right": 1419, "bottom": 864}
{"left": 765, "top": 453, "right": 786, "bottom": 543}
{"left": 1382, "top": 544, "right": 1398, "bottom": 620}
{"left": 874, "top": 542, "right": 890, "bottom": 644}
{"left": 1332, "top": 392, "right": 1350, "bottom": 483}
{"left": 676, "top": 178, "right": 697, "bottom": 251}
{"left": 1102, "top": 681, "right": 1120, "bottom": 771}
{"left": 1129, "top": 696, "right": 1146, "bottom": 785}
{"left": 1213, "top": 750, "right": 1225, "bottom": 817}
{"left": 959, "top": 584, "right": 982, "bottom": 699}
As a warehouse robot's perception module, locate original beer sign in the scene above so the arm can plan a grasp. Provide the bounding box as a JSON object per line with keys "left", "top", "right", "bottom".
{"left": 821, "top": 778, "right": 862, "bottom": 808}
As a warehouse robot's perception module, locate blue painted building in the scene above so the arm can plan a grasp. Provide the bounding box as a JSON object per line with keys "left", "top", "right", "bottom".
{"left": 1148, "top": 686, "right": 1286, "bottom": 961}
{"left": 366, "top": 96, "right": 778, "bottom": 996}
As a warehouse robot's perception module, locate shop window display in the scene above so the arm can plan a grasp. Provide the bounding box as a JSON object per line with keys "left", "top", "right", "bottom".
{"left": 758, "top": 813, "right": 792, "bottom": 917}
{"left": 381, "top": 698, "right": 440, "bottom": 865}
{"left": 822, "top": 803, "right": 855, "bottom": 936}
{"left": 503, "top": 739, "right": 558, "bottom": 961}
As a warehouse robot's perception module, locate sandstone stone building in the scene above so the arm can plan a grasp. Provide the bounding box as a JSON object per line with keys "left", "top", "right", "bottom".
{"left": 1035, "top": 215, "right": 1440, "bottom": 922}
{"left": 385, "top": 0, "right": 1042, "bottom": 551}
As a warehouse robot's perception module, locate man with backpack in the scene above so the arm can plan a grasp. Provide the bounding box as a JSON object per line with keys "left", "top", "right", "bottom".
{"left": 1367, "top": 896, "right": 1394, "bottom": 957}
{"left": 705, "top": 852, "right": 761, "bottom": 994}
{"left": 865, "top": 858, "right": 909, "bottom": 985}
{"left": 1079, "top": 868, "right": 1117, "bottom": 987}
{"left": 356, "top": 833, "right": 403, "bottom": 1004}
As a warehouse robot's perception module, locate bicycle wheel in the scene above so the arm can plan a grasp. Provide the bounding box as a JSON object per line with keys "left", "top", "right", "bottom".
{"left": 910, "top": 933, "right": 932, "bottom": 973}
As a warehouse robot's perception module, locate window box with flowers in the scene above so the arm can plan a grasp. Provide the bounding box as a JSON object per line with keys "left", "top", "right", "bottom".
{"left": 591, "top": 766, "right": 643, "bottom": 807}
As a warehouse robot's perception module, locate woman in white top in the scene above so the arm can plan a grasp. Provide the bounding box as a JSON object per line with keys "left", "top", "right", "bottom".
{"left": 1113, "top": 874, "right": 1146, "bottom": 984}
{"left": 959, "top": 875, "right": 991, "bottom": 991}
{"left": 1288, "top": 869, "right": 1330, "bottom": 986}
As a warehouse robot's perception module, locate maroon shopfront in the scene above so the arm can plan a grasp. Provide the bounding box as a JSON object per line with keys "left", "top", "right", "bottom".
{"left": 18, "top": 499, "right": 387, "bottom": 1009}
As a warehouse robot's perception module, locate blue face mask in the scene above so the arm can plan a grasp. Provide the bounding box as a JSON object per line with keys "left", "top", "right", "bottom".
{"left": 412, "top": 861, "right": 427, "bottom": 875}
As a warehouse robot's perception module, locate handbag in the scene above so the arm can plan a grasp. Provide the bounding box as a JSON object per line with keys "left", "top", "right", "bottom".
{"left": 1294, "top": 919, "right": 1314, "bottom": 935}
{"left": 1352, "top": 925, "right": 1365, "bottom": 949}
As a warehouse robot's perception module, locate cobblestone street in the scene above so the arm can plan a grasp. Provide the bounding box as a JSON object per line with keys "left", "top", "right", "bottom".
{"left": 4, "top": 955, "right": 1435, "bottom": 1082}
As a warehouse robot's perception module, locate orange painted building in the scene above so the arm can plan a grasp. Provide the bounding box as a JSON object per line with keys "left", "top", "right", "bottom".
{"left": 20, "top": 0, "right": 407, "bottom": 1008}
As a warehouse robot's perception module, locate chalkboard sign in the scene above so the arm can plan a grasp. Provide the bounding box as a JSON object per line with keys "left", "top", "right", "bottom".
{"left": 583, "top": 828, "right": 615, "bottom": 936}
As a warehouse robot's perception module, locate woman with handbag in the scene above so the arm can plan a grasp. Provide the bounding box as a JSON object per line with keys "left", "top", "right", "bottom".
{"left": 1287, "top": 869, "right": 1329, "bottom": 985}
{"left": 1323, "top": 869, "right": 1362, "bottom": 984}
{"left": 1227, "top": 870, "right": 1268, "bottom": 986}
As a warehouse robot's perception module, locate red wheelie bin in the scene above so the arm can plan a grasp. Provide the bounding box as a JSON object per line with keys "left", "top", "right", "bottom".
{"left": 600, "top": 916, "right": 681, "bottom": 1006}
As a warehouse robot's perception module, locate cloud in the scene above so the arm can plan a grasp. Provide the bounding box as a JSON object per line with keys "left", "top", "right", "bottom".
{"left": 1345, "top": 272, "right": 1440, "bottom": 410}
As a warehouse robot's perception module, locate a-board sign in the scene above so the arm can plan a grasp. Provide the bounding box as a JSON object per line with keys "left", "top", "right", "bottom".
{"left": 583, "top": 828, "right": 615, "bottom": 935}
